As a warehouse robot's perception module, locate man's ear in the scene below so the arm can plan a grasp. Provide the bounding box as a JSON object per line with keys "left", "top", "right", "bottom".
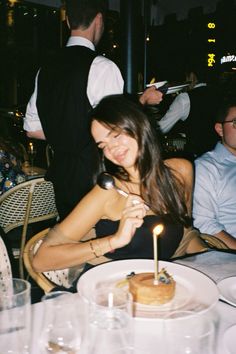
{"left": 215, "top": 122, "right": 223, "bottom": 138}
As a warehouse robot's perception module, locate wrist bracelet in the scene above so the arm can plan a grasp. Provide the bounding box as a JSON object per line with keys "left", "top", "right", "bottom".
{"left": 90, "top": 239, "right": 103, "bottom": 258}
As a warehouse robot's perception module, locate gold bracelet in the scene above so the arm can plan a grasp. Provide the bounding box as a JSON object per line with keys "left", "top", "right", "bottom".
{"left": 89, "top": 239, "right": 103, "bottom": 258}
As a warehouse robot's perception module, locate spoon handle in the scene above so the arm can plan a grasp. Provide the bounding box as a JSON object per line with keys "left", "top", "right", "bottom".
{"left": 115, "top": 187, "right": 150, "bottom": 210}
{"left": 115, "top": 187, "right": 129, "bottom": 197}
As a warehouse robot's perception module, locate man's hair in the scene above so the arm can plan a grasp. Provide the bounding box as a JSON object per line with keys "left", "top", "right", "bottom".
{"left": 215, "top": 97, "right": 236, "bottom": 123}
{"left": 65, "top": 0, "right": 108, "bottom": 30}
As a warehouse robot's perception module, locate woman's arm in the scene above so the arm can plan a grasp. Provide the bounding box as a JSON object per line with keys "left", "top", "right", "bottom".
{"left": 33, "top": 187, "right": 147, "bottom": 272}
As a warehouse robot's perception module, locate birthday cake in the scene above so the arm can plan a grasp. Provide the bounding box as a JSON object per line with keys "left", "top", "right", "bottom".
{"left": 128, "top": 268, "right": 176, "bottom": 305}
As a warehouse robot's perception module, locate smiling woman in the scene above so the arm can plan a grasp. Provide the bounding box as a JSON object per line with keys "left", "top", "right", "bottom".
{"left": 32, "top": 94, "right": 207, "bottom": 284}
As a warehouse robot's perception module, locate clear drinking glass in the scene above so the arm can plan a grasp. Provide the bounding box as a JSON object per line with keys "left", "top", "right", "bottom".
{"left": 164, "top": 310, "right": 216, "bottom": 354}
{"left": 39, "top": 291, "right": 82, "bottom": 354}
{"left": 83, "top": 287, "right": 134, "bottom": 354}
{"left": 0, "top": 278, "right": 31, "bottom": 354}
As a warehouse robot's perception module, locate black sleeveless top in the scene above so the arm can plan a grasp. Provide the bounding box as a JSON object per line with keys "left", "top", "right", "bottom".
{"left": 95, "top": 215, "right": 183, "bottom": 260}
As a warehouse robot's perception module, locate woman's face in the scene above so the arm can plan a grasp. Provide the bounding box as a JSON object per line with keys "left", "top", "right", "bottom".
{"left": 91, "top": 120, "right": 138, "bottom": 171}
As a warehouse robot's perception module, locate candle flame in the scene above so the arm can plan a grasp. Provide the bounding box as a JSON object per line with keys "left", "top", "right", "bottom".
{"left": 153, "top": 224, "right": 164, "bottom": 236}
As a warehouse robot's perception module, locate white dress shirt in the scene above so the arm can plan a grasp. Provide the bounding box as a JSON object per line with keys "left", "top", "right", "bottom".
{"left": 24, "top": 36, "right": 124, "bottom": 132}
{"left": 158, "top": 83, "right": 206, "bottom": 133}
{"left": 193, "top": 142, "right": 236, "bottom": 237}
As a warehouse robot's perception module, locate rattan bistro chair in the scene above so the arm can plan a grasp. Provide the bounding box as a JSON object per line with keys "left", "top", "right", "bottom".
{"left": 23, "top": 228, "right": 63, "bottom": 292}
{"left": 23, "top": 227, "right": 97, "bottom": 293}
{"left": 24, "top": 228, "right": 82, "bottom": 293}
{"left": 0, "top": 178, "right": 59, "bottom": 279}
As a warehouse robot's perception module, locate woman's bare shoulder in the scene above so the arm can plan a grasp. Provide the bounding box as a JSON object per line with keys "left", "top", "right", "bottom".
{"left": 164, "top": 157, "right": 193, "bottom": 175}
{"left": 78, "top": 184, "right": 120, "bottom": 209}
{"left": 60, "top": 184, "right": 123, "bottom": 238}
{"left": 81, "top": 183, "right": 125, "bottom": 219}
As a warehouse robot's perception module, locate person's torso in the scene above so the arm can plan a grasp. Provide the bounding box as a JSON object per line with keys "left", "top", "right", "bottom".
{"left": 36, "top": 45, "right": 97, "bottom": 154}
{"left": 95, "top": 215, "right": 184, "bottom": 260}
{"left": 202, "top": 151, "right": 236, "bottom": 235}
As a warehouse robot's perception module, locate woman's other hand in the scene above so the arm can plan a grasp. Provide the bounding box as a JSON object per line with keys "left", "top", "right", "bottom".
{"left": 111, "top": 195, "right": 147, "bottom": 249}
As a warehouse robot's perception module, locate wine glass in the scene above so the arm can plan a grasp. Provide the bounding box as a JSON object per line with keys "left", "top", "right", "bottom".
{"left": 83, "top": 287, "right": 134, "bottom": 354}
{"left": 39, "top": 291, "right": 82, "bottom": 354}
{"left": 27, "top": 140, "right": 37, "bottom": 175}
{"left": 163, "top": 310, "right": 216, "bottom": 354}
{"left": 0, "top": 278, "right": 31, "bottom": 354}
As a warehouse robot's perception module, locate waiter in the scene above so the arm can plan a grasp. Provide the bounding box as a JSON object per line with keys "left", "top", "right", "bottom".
{"left": 24, "top": 0, "right": 124, "bottom": 220}
{"left": 24, "top": 0, "right": 162, "bottom": 220}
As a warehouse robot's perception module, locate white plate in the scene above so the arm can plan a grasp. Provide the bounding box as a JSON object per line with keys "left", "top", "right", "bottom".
{"left": 146, "top": 80, "right": 168, "bottom": 89}
{"left": 77, "top": 259, "right": 218, "bottom": 319}
{"left": 223, "top": 324, "right": 236, "bottom": 353}
{"left": 166, "top": 84, "right": 189, "bottom": 94}
{"left": 217, "top": 276, "right": 236, "bottom": 306}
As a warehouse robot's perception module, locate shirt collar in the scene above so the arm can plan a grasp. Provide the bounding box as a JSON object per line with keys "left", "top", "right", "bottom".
{"left": 66, "top": 36, "right": 95, "bottom": 51}
{"left": 215, "top": 141, "right": 236, "bottom": 162}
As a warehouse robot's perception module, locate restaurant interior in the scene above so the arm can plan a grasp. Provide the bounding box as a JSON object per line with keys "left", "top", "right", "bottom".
{"left": 0, "top": 1, "right": 236, "bottom": 353}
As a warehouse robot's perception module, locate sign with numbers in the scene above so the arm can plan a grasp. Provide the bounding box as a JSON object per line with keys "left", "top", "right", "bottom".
{"left": 207, "top": 22, "right": 216, "bottom": 68}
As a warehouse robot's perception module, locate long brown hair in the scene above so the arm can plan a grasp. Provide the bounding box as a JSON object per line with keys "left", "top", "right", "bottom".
{"left": 91, "top": 94, "right": 191, "bottom": 227}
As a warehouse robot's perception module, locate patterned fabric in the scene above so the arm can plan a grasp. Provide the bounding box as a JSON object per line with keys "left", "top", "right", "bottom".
{"left": 0, "top": 235, "right": 12, "bottom": 292}
{"left": 0, "top": 149, "right": 26, "bottom": 195}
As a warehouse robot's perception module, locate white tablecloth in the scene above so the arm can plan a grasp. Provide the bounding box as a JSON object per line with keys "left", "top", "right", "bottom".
{"left": 29, "top": 250, "right": 236, "bottom": 354}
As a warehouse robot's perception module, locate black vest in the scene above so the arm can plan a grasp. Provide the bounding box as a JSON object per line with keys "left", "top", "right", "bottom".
{"left": 36, "top": 46, "right": 98, "bottom": 213}
{"left": 184, "top": 85, "right": 219, "bottom": 157}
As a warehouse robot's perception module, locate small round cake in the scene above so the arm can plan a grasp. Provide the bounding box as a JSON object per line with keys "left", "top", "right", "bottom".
{"left": 128, "top": 268, "right": 176, "bottom": 305}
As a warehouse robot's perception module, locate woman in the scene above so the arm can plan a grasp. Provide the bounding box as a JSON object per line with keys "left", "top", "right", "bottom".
{"left": 33, "top": 95, "right": 206, "bottom": 273}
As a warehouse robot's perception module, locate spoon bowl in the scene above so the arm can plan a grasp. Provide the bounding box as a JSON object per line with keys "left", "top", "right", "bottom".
{"left": 97, "top": 172, "right": 128, "bottom": 197}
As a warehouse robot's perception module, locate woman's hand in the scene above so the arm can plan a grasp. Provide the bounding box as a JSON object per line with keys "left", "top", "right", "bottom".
{"left": 111, "top": 195, "right": 147, "bottom": 249}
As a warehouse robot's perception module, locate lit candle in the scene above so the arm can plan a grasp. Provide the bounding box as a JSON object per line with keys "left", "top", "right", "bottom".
{"left": 29, "top": 142, "right": 33, "bottom": 152}
{"left": 153, "top": 224, "right": 164, "bottom": 285}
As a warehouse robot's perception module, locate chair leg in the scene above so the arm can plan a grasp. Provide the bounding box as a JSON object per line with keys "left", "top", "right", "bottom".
{"left": 19, "top": 189, "right": 34, "bottom": 279}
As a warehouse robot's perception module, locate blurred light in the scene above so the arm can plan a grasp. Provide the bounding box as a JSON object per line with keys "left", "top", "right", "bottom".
{"left": 113, "top": 44, "right": 117, "bottom": 49}
{"left": 9, "top": 0, "right": 18, "bottom": 6}
{"left": 146, "top": 36, "right": 150, "bottom": 41}
{"left": 7, "top": 9, "right": 14, "bottom": 27}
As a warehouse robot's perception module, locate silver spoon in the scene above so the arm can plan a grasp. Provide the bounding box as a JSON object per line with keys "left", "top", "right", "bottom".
{"left": 97, "top": 172, "right": 128, "bottom": 197}
{"left": 97, "top": 172, "right": 150, "bottom": 209}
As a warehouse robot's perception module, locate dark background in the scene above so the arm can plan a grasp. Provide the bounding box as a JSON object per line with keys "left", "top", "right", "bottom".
{"left": 0, "top": 0, "right": 236, "bottom": 166}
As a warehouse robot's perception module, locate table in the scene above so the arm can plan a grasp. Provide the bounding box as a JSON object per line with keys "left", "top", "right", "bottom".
{"left": 174, "top": 250, "right": 236, "bottom": 354}
{"left": 23, "top": 165, "right": 46, "bottom": 180}
{"left": 29, "top": 250, "right": 236, "bottom": 354}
